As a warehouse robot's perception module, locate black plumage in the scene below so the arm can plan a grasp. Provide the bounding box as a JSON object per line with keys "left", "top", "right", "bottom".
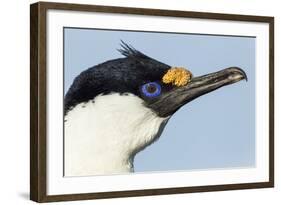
{"left": 64, "top": 42, "right": 171, "bottom": 114}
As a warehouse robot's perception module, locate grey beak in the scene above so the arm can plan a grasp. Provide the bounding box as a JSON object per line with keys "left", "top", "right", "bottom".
{"left": 149, "top": 67, "right": 247, "bottom": 117}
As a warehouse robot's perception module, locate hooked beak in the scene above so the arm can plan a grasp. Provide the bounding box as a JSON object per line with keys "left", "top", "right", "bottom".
{"left": 149, "top": 67, "right": 247, "bottom": 117}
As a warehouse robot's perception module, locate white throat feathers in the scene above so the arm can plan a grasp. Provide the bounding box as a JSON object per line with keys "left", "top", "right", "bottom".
{"left": 64, "top": 93, "right": 169, "bottom": 176}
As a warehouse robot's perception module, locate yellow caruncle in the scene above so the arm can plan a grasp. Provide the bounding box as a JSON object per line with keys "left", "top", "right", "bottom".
{"left": 162, "top": 67, "right": 193, "bottom": 87}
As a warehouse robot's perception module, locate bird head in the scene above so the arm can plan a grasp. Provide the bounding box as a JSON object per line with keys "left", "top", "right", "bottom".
{"left": 65, "top": 41, "right": 247, "bottom": 118}
{"left": 64, "top": 41, "right": 247, "bottom": 173}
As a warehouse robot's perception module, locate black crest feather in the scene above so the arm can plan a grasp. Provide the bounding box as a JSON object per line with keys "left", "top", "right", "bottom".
{"left": 118, "top": 40, "right": 150, "bottom": 59}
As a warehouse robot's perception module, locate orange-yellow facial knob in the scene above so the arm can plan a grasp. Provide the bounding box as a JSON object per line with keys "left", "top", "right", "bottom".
{"left": 162, "top": 67, "right": 192, "bottom": 87}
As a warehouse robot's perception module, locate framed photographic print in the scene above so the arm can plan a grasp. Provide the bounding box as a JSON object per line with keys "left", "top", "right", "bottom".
{"left": 30, "top": 1, "right": 274, "bottom": 202}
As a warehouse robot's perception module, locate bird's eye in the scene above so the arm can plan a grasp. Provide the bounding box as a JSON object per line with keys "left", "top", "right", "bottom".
{"left": 141, "top": 82, "right": 161, "bottom": 97}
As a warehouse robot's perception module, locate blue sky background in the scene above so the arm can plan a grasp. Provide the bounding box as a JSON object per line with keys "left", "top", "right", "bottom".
{"left": 64, "top": 28, "right": 256, "bottom": 172}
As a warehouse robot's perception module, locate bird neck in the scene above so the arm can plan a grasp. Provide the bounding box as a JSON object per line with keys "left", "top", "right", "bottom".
{"left": 64, "top": 93, "right": 168, "bottom": 177}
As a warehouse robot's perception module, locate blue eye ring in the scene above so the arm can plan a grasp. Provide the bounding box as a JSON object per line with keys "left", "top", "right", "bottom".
{"left": 141, "top": 82, "right": 161, "bottom": 98}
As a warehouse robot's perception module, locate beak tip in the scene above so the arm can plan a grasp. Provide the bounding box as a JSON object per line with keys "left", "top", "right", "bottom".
{"left": 243, "top": 73, "right": 248, "bottom": 82}
{"left": 241, "top": 70, "right": 248, "bottom": 82}
{"left": 230, "top": 66, "right": 248, "bottom": 82}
